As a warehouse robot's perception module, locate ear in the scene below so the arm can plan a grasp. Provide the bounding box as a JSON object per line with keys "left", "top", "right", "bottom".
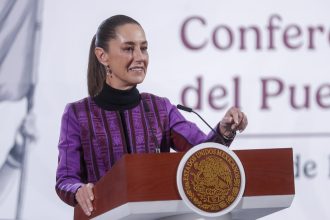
{"left": 94, "top": 47, "right": 109, "bottom": 66}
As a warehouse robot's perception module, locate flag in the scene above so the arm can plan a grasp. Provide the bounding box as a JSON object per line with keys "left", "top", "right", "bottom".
{"left": 0, "top": 0, "right": 39, "bottom": 102}
{"left": 0, "top": 0, "right": 41, "bottom": 218}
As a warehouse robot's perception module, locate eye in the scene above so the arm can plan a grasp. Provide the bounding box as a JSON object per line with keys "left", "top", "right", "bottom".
{"left": 141, "top": 46, "right": 148, "bottom": 52}
{"left": 123, "top": 47, "right": 134, "bottom": 52}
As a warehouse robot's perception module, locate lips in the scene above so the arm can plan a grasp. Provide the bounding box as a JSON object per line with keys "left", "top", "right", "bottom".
{"left": 128, "top": 66, "right": 145, "bottom": 72}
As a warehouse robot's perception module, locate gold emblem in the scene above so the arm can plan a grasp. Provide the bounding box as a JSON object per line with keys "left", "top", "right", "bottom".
{"left": 182, "top": 147, "right": 241, "bottom": 213}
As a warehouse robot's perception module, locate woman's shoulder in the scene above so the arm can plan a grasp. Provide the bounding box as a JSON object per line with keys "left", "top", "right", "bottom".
{"left": 140, "top": 92, "right": 174, "bottom": 113}
{"left": 63, "top": 97, "right": 92, "bottom": 115}
{"left": 65, "top": 97, "right": 90, "bottom": 107}
{"left": 140, "top": 92, "right": 168, "bottom": 101}
{"left": 140, "top": 92, "right": 172, "bottom": 105}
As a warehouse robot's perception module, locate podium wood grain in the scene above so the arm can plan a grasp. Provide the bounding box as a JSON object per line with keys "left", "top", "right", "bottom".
{"left": 74, "top": 148, "right": 294, "bottom": 220}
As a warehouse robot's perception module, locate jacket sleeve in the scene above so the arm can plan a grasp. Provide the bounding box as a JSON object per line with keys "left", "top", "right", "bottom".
{"left": 164, "top": 98, "right": 233, "bottom": 151}
{"left": 55, "top": 103, "right": 85, "bottom": 206}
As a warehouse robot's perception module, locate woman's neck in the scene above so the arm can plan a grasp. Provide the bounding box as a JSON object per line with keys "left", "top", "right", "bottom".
{"left": 105, "top": 79, "right": 135, "bottom": 91}
{"left": 93, "top": 82, "right": 140, "bottom": 111}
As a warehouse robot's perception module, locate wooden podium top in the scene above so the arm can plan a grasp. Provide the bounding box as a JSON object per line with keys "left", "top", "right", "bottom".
{"left": 74, "top": 148, "right": 294, "bottom": 220}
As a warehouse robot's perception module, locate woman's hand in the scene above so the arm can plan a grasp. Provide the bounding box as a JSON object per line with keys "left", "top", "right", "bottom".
{"left": 75, "top": 183, "right": 94, "bottom": 216}
{"left": 219, "top": 107, "right": 248, "bottom": 139}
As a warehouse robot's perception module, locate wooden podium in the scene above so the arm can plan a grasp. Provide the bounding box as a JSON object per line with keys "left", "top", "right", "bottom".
{"left": 74, "top": 148, "right": 295, "bottom": 220}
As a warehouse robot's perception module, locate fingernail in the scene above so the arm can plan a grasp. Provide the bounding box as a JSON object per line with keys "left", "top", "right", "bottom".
{"left": 87, "top": 211, "right": 91, "bottom": 216}
{"left": 89, "top": 207, "right": 93, "bottom": 211}
{"left": 90, "top": 196, "right": 94, "bottom": 200}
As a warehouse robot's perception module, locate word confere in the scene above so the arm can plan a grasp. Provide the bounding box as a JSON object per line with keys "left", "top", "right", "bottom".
{"left": 181, "top": 14, "right": 330, "bottom": 51}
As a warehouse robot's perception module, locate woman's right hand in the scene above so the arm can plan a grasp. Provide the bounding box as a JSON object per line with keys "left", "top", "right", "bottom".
{"left": 75, "top": 183, "right": 94, "bottom": 216}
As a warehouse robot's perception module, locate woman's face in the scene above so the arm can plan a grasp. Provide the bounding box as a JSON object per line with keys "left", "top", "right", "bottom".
{"left": 102, "top": 23, "right": 149, "bottom": 90}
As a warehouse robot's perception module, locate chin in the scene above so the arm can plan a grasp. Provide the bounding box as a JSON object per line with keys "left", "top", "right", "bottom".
{"left": 133, "top": 74, "right": 146, "bottom": 83}
{"left": 135, "top": 78, "right": 145, "bottom": 85}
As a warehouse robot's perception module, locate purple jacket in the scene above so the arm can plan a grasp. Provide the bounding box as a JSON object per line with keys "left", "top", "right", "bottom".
{"left": 55, "top": 93, "right": 231, "bottom": 206}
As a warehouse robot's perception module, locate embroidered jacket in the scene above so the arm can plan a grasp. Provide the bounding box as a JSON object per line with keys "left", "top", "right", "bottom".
{"left": 55, "top": 93, "right": 232, "bottom": 206}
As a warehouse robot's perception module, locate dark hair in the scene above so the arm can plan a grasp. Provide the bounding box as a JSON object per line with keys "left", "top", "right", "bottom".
{"left": 87, "top": 15, "right": 141, "bottom": 96}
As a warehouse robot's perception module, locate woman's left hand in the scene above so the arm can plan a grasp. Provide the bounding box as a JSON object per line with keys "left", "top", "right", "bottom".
{"left": 219, "top": 107, "right": 248, "bottom": 139}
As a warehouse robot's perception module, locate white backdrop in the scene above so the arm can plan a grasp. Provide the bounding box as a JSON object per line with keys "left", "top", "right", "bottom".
{"left": 0, "top": 0, "right": 330, "bottom": 219}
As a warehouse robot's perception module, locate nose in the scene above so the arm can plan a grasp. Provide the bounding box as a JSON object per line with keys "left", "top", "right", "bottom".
{"left": 133, "top": 48, "right": 147, "bottom": 62}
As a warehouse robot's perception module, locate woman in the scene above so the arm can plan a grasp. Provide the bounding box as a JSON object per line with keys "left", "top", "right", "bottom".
{"left": 55, "top": 15, "right": 248, "bottom": 216}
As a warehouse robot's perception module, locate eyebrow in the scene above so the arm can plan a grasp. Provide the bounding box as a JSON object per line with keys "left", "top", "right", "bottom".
{"left": 123, "top": 41, "right": 148, "bottom": 46}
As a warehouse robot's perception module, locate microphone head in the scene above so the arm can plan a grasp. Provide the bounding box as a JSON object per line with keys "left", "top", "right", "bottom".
{"left": 177, "top": 104, "right": 193, "bottom": 112}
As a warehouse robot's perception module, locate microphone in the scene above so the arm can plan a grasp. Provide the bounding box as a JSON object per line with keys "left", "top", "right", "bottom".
{"left": 176, "top": 104, "right": 223, "bottom": 140}
{"left": 143, "top": 100, "right": 161, "bottom": 153}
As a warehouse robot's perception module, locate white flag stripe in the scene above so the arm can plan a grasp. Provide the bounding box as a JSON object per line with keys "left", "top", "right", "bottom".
{"left": 0, "top": 0, "right": 17, "bottom": 31}
{"left": 0, "top": 0, "right": 37, "bottom": 101}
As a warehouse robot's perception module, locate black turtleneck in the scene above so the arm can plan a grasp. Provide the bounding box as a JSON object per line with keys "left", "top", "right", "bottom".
{"left": 93, "top": 82, "right": 141, "bottom": 111}
{"left": 93, "top": 83, "right": 141, "bottom": 154}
